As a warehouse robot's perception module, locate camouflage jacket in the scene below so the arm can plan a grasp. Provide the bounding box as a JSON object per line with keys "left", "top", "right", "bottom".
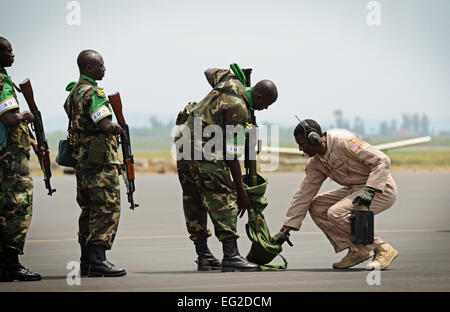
{"left": 0, "top": 67, "right": 30, "bottom": 160}
{"left": 63, "top": 75, "right": 120, "bottom": 169}
{"left": 175, "top": 68, "right": 250, "bottom": 160}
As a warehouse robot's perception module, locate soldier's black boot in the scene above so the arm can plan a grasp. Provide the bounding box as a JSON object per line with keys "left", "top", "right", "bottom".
{"left": 85, "top": 246, "right": 127, "bottom": 277}
{"left": 2, "top": 250, "right": 41, "bottom": 281}
{"left": 194, "top": 239, "right": 222, "bottom": 271}
{"left": 221, "top": 239, "right": 260, "bottom": 272}
{"left": 0, "top": 249, "right": 13, "bottom": 282}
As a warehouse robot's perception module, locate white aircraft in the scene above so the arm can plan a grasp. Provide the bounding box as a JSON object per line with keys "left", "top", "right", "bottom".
{"left": 260, "top": 129, "right": 431, "bottom": 157}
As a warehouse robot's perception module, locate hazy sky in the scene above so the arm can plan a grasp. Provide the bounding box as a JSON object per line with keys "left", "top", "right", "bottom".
{"left": 2, "top": 0, "right": 450, "bottom": 132}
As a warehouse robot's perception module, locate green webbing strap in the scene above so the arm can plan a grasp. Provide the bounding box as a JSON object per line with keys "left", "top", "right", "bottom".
{"left": 259, "top": 255, "right": 288, "bottom": 271}
{"left": 230, "top": 63, "right": 246, "bottom": 85}
{"left": 245, "top": 222, "right": 288, "bottom": 271}
{"left": 245, "top": 87, "right": 253, "bottom": 108}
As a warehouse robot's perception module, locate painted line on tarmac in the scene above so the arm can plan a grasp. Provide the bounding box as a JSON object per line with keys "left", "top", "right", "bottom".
{"left": 26, "top": 228, "right": 442, "bottom": 243}
{"left": 26, "top": 234, "right": 189, "bottom": 243}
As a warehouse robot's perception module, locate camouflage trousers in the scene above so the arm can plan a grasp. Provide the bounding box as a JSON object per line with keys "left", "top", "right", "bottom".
{"left": 0, "top": 152, "right": 33, "bottom": 255}
{"left": 177, "top": 159, "right": 239, "bottom": 242}
{"left": 76, "top": 164, "right": 121, "bottom": 250}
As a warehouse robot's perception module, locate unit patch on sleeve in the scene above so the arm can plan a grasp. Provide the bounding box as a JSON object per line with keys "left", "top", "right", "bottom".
{"left": 90, "top": 106, "right": 111, "bottom": 124}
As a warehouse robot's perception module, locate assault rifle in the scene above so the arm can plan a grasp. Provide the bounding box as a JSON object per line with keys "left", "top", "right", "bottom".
{"left": 19, "top": 79, "right": 56, "bottom": 196}
{"left": 108, "top": 92, "right": 139, "bottom": 210}
{"left": 243, "top": 68, "right": 259, "bottom": 187}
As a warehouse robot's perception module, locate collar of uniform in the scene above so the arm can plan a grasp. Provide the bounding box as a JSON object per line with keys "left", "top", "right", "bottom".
{"left": 320, "top": 131, "right": 334, "bottom": 161}
{"left": 80, "top": 74, "right": 97, "bottom": 86}
{"left": 235, "top": 81, "right": 251, "bottom": 108}
{"left": 0, "top": 67, "right": 7, "bottom": 75}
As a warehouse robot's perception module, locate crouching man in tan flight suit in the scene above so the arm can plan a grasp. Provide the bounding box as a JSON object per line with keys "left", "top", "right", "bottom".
{"left": 273, "top": 119, "right": 399, "bottom": 270}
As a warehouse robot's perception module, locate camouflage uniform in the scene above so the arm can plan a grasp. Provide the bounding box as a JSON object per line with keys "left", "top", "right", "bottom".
{"left": 63, "top": 75, "right": 121, "bottom": 250}
{"left": 0, "top": 67, "right": 33, "bottom": 255}
{"left": 175, "top": 68, "right": 249, "bottom": 242}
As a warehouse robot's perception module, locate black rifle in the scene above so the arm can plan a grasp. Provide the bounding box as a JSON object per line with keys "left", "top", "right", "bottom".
{"left": 243, "top": 68, "right": 259, "bottom": 187}
{"left": 108, "top": 92, "right": 139, "bottom": 210}
{"left": 19, "top": 79, "right": 56, "bottom": 196}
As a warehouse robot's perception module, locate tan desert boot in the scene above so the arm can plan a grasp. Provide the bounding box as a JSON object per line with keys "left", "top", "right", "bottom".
{"left": 366, "top": 243, "right": 399, "bottom": 270}
{"left": 332, "top": 246, "right": 374, "bottom": 269}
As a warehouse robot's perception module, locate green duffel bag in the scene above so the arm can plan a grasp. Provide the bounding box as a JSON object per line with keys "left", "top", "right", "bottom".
{"left": 244, "top": 174, "right": 288, "bottom": 271}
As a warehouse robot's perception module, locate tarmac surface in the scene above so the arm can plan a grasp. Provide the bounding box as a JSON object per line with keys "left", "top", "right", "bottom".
{"left": 1, "top": 172, "right": 450, "bottom": 292}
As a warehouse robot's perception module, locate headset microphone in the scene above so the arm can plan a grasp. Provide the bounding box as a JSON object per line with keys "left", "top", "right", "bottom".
{"left": 294, "top": 115, "right": 322, "bottom": 146}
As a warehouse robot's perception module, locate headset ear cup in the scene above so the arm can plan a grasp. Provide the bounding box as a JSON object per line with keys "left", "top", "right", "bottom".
{"left": 308, "top": 132, "right": 322, "bottom": 146}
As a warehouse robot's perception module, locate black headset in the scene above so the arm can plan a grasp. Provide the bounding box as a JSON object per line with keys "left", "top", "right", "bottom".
{"left": 296, "top": 116, "right": 322, "bottom": 147}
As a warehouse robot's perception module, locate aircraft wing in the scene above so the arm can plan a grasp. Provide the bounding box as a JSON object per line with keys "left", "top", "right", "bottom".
{"left": 260, "top": 136, "right": 432, "bottom": 157}
{"left": 372, "top": 136, "right": 431, "bottom": 151}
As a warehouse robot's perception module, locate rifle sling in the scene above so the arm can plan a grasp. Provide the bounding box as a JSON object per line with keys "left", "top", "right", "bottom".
{"left": 12, "top": 82, "right": 22, "bottom": 93}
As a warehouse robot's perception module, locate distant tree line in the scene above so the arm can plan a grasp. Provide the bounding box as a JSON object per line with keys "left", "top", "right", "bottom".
{"left": 132, "top": 116, "right": 175, "bottom": 138}
{"left": 331, "top": 110, "right": 430, "bottom": 137}
{"left": 132, "top": 112, "right": 431, "bottom": 141}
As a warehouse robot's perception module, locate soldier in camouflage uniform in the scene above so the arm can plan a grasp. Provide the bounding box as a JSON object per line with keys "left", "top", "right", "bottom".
{"left": 0, "top": 37, "right": 43, "bottom": 282}
{"left": 63, "top": 50, "right": 126, "bottom": 277}
{"left": 174, "top": 67, "right": 278, "bottom": 272}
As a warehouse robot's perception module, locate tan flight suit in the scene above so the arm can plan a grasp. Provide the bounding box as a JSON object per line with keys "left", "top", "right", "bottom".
{"left": 284, "top": 131, "right": 398, "bottom": 254}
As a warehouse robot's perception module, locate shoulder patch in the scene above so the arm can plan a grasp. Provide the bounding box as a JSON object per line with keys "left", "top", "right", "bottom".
{"left": 347, "top": 139, "right": 363, "bottom": 153}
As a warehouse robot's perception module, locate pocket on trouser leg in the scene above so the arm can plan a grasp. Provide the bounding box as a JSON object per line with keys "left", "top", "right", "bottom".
{"left": 87, "top": 188, "right": 121, "bottom": 249}
{"left": 178, "top": 162, "right": 211, "bottom": 240}
{"left": 198, "top": 161, "right": 235, "bottom": 193}
{"left": 202, "top": 191, "right": 238, "bottom": 241}
{"left": 1, "top": 201, "right": 32, "bottom": 255}
{"left": 197, "top": 162, "right": 238, "bottom": 240}
{"left": 76, "top": 164, "right": 120, "bottom": 189}
{"left": 0, "top": 172, "right": 33, "bottom": 254}
{"left": 183, "top": 193, "right": 210, "bottom": 238}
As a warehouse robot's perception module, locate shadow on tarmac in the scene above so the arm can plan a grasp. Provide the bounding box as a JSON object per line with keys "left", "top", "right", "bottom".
{"left": 134, "top": 270, "right": 218, "bottom": 275}
{"left": 287, "top": 268, "right": 367, "bottom": 272}
{"left": 42, "top": 276, "right": 68, "bottom": 280}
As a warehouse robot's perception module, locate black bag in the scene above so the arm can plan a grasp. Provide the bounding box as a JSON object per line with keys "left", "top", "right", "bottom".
{"left": 56, "top": 95, "right": 76, "bottom": 168}
{"left": 350, "top": 208, "right": 374, "bottom": 245}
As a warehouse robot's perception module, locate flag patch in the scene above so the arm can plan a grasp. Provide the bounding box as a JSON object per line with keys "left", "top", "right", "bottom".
{"left": 348, "top": 139, "right": 362, "bottom": 153}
